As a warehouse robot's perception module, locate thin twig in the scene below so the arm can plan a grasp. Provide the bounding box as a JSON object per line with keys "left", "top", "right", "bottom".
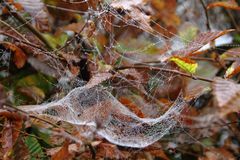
{"left": 191, "top": 56, "right": 235, "bottom": 62}
{"left": 183, "top": 120, "right": 240, "bottom": 129}
{"left": 132, "top": 56, "right": 235, "bottom": 67}
{"left": 3, "top": 104, "right": 71, "bottom": 134}
{"left": 226, "top": 10, "right": 240, "bottom": 32}
{"left": 0, "top": 19, "right": 29, "bottom": 42}
{"left": 0, "top": 31, "right": 65, "bottom": 60}
{"left": 115, "top": 65, "right": 214, "bottom": 83}
{"left": 199, "top": 0, "right": 211, "bottom": 31}
{"left": 3, "top": 1, "right": 54, "bottom": 51}
{"left": 113, "top": 70, "right": 165, "bottom": 108}
{"left": 0, "top": 31, "right": 46, "bottom": 51}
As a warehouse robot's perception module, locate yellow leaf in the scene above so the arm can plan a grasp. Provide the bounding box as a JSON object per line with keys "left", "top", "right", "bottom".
{"left": 170, "top": 57, "right": 198, "bottom": 73}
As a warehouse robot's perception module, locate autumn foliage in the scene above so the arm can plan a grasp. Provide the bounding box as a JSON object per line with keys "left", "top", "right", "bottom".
{"left": 0, "top": 0, "right": 240, "bottom": 159}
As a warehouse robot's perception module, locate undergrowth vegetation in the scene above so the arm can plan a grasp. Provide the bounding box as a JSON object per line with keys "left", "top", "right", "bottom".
{"left": 0, "top": 0, "right": 240, "bottom": 159}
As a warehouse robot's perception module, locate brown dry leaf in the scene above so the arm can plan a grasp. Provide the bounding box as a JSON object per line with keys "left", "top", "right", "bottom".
{"left": 119, "top": 97, "right": 145, "bottom": 118}
{"left": 110, "top": 0, "right": 152, "bottom": 32}
{"left": 207, "top": 0, "right": 240, "bottom": 10}
{"left": 27, "top": 56, "right": 63, "bottom": 78}
{"left": 180, "top": 107, "right": 198, "bottom": 126}
{"left": 1, "top": 119, "right": 13, "bottom": 159}
{"left": 13, "top": 49, "right": 27, "bottom": 69}
{"left": 86, "top": 72, "right": 112, "bottom": 88}
{"left": 2, "top": 0, "right": 24, "bottom": 14}
{"left": 111, "top": 0, "right": 143, "bottom": 10}
{"left": 220, "top": 47, "right": 240, "bottom": 78}
{"left": 102, "top": 13, "right": 114, "bottom": 33}
{"left": 129, "top": 8, "right": 153, "bottom": 32}
{"left": 95, "top": 142, "right": 130, "bottom": 159}
{"left": 1, "top": 42, "right": 27, "bottom": 69}
{"left": 148, "top": 149, "right": 169, "bottom": 160}
{"left": 69, "top": 65, "right": 80, "bottom": 76}
{"left": 0, "top": 84, "right": 6, "bottom": 108}
{"left": 149, "top": 0, "right": 180, "bottom": 37}
{"left": 225, "top": 60, "right": 240, "bottom": 78}
{"left": 55, "top": 22, "right": 85, "bottom": 34}
{"left": 221, "top": 47, "right": 240, "bottom": 58}
{"left": 18, "top": 0, "right": 50, "bottom": 32}
{"left": 199, "top": 148, "right": 235, "bottom": 160}
{"left": 151, "top": 1, "right": 180, "bottom": 25}
{"left": 0, "top": 111, "right": 23, "bottom": 159}
{"left": 51, "top": 140, "right": 72, "bottom": 160}
{"left": 212, "top": 78, "right": 240, "bottom": 108}
{"left": 172, "top": 29, "right": 234, "bottom": 57}
{"left": 45, "top": 0, "right": 99, "bottom": 23}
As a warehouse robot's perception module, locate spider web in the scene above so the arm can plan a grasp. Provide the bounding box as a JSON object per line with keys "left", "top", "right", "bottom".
{"left": 0, "top": 0, "right": 235, "bottom": 148}
{"left": 21, "top": 85, "right": 186, "bottom": 148}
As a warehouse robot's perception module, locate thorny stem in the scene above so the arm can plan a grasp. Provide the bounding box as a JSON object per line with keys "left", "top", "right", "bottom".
{"left": 115, "top": 65, "right": 214, "bottom": 83}
{"left": 2, "top": 1, "right": 55, "bottom": 51}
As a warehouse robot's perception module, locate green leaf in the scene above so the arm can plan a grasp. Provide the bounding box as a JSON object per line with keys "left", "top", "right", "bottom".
{"left": 43, "top": 33, "right": 69, "bottom": 49}
{"left": 24, "top": 135, "right": 45, "bottom": 160}
{"left": 16, "top": 73, "right": 55, "bottom": 93}
{"left": 14, "top": 73, "right": 56, "bottom": 105}
{"left": 234, "top": 34, "right": 240, "bottom": 43}
{"left": 170, "top": 57, "right": 198, "bottom": 73}
{"left": 115, "top": 38, "right": 160, "bottom": 54}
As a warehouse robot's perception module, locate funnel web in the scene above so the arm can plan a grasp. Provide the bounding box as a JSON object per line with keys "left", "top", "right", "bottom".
{"left": 22, "top": 84, "right": 186, "bottom": 148}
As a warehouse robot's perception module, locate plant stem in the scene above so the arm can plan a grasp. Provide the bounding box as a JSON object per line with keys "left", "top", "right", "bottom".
{"left": 199, "top": 0, "right": 211, "bottom": 31}
{"left": 0, "top": 19, "right": 29, "bottom": 42}
{"left": 115, "top": 65, "right": 214, "bottom": 83}
{"left": 3, "top": 104, "right": 71, "bottom": 134}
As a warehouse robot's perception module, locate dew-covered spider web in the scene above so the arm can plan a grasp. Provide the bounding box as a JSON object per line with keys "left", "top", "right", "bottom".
{"left": 1, "top": 0, "right": 234, "bottom": 149}
{"left": 21, "top": 84, "right": 186, "bottom": 148}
